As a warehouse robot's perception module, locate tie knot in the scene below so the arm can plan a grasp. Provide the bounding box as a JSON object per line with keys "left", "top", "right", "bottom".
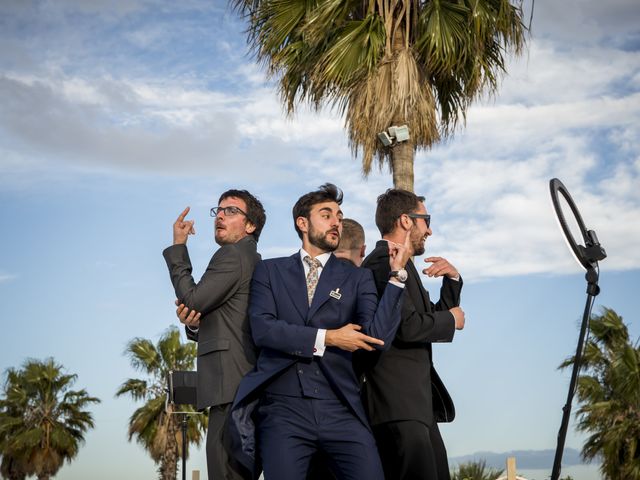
{"left": 304, "top": 255, "right": 322, "bottom": 270}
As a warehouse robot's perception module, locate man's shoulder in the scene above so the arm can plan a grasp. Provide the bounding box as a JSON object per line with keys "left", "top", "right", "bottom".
{"left": 362, "top": 242, "right": 389, "bottom": 269}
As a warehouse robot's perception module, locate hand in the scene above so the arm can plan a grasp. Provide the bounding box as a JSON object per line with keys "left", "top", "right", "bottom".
{"left": 422, "top": 257, "right": 459, "bottom": 280}
{"left": 388, "top": 230, "right": 412, "bottom": 271}
{"left": 175, "top": 300, "right": 201, "bottom": 329}
{"left": 173, "top": 207, "right": 196, "bottom": 245}
{"left": 324, "top": 323, "right": 384, "bottom": 352}
{"left": 450, "top": 306, "right": 465, "bottom": 330}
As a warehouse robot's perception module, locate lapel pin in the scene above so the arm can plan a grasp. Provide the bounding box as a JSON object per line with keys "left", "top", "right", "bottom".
{"left": 330, "top": 288, "right": 342, "bottom": 300}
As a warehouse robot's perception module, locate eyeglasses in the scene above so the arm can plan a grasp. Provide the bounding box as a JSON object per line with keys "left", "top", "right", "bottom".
{"left": 210, "top": 206, "right": 252, "bottom": 223}
{"left": 407, "top": 213, "right": 431, "bottom": 228}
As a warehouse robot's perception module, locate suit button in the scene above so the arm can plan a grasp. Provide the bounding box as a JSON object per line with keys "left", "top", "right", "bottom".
{"left": 314, "top": 388, "right": 319, "bottom": 394}
{"left": 315, "top": 370, "right": 320, "bottom": 375}
{"left": 298, "top": 369, "right": 303, "bottom": 374}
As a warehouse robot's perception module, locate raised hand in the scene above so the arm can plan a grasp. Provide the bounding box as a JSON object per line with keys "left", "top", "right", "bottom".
{"left": 173, "top": 206, "right": 196, "bottom": 245}
{"left": 422, "top": 257, "right": 459, "bottom": 280}
{"left": 388, "top": 229, "right": 412, "bottom": 271}
{"left": 175, "top": 300, "right": 201, "bottom": 329}
{"left": 325, "top": 323, "right": 384, "bottom": 352}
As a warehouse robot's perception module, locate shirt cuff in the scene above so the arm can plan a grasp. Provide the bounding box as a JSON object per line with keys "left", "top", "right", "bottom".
{"left": 314, "top": 329, "right": 327, "bottom": 357}
{"left": 449, "top": 275, "right": 460, "bottom": 282}
{"left": 187, "top": 325, "right": 199, "bottom": 333}
{"left": 388, "top": 279, "right": 405, "bottom": 289}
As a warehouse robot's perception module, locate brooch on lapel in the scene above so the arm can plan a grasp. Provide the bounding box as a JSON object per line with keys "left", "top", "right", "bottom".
{"left": 329, "top": 288, "right": 342, "bottom": 300}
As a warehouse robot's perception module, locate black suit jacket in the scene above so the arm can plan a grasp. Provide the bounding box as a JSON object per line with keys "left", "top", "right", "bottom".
{"left": 163, "top": 235, "right": 260, "bottom": 410}
{"left": 359, "top": 240, "right": 462, "bottom": 427}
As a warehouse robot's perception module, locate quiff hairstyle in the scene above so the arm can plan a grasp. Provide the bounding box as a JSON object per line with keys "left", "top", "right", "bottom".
{"left": 292, "top": 183, "right": 343, "bottom": 239}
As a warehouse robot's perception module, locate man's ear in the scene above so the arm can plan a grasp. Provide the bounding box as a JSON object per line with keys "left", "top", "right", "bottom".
{"left": 296, "top": 216, "right": 308, "bottom": 234}
{"left": 245, "top": 222, "right": 256, "bottom": 234}
{"left": 359, "top": 244, "right": 366, "bottom": 260}
{"left": 398, "top": 214, "right": 412, "bottom": 231}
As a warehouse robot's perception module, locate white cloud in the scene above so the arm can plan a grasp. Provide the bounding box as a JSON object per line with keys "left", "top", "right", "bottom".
{"left": 0, "top": 272, "right": 17, "bottom": 283}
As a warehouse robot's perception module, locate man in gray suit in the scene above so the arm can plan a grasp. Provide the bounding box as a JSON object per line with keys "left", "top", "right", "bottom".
{"left": 163, "top": 189, "right": 266, "bottom": 480}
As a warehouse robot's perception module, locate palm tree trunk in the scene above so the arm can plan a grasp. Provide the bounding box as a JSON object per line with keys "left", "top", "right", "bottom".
{"left": 391, "top": 140, "right": 415, "bottom": 192}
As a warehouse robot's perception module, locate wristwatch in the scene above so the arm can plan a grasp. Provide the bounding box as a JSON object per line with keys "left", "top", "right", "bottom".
{"left": 389, "top": 268, "right": 408, "bottom": 282}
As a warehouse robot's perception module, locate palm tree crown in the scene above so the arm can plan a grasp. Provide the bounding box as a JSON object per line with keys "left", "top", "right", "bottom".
{"left": 116, "top": 326, "right": 207, "bottom": 480}
{"left": 234, "top": 0, "right": 526, "bottom": 190}
{"left": 559, "top": 307, "right": 640, "bottom": 480}
{"left": 0, "top": 358, "right": 100, "bottom": 480}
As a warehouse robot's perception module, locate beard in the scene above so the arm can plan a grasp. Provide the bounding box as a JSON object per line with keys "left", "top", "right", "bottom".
{"left": 410, "top": 227, "right": 426, "bottom": 256}
{"left": 308, "top": 224, "right": 340, "bottom": 252}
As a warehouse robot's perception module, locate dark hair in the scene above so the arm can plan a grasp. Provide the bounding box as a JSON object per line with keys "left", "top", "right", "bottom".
{"left": 292, "top": 183, "right": 343, "bottom": 239}
{"left": 218, "top": 189, "right": 267, "bottom": 241}
{"left": 339, "top": 218, "right": 365, "bottom": 251}
{"left": 375, "top": 189, "right": 425, "bottom": 236}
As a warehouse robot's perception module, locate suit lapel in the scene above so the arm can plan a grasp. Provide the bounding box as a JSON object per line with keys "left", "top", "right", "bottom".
{"left": 308, "top": 254, "right": 347, "bottom": 321}
{"left": 407, "top": 259, "right": 431, "bottom": 312}
{"left": 279, "top": 253, "right": 309, "bottom": 321}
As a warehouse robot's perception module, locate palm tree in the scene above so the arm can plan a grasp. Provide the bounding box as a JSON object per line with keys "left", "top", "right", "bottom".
{"left": 0, "top": 358, "right": 100, "bottom": 480}
{"left": 116, "top": 326, "right": 207, "bottom": 480}
{"left": 233, "top": 0, "right": 526, "bottom": 191}
{"left": 450, "top": 459, "right": 503, "bottom": 480}
{"left": 559, "top": 307, "right": 640, "bottom": 480}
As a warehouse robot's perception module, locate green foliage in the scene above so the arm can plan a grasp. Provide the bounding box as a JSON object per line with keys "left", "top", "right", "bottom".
{"left": 559, "top": 307, "right": 640, "bottom": 480}
{"left": 116, "top": 326, "right": 207, "bottom": 480}
{"left": 0, "top": 358, "right": 100, "bottom": 479}
{"left": 451, "top": 459, "right": 503, "bottom": 480}
{"left": 232, "top": 0, "right": 527, "bottom": 190}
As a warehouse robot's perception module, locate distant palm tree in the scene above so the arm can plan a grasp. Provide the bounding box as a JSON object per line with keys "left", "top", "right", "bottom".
{"left": 451, "top": 459, "right": 503, "bottom": 480}
{"left": 116, "top": 326, "right": 207, "bottom": 480}
{"left": 233, "top": 0, "right": 526, "bottom": 191}
{"left": 0, "top": 358, "right": 100, "bottom": 480}
{"left": 559, "top": 307, "right": 640, "bottom": 480}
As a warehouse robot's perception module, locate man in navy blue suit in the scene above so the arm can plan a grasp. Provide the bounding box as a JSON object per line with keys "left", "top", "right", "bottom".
{"left": 228, "top": 184, "right": 411, "bottom": 480}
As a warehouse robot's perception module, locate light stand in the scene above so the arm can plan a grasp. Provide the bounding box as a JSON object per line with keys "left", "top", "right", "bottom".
{"left": 548, "top": 178, "right": 607, "bottom": 480}
{"left": 167, "top": 370, "right": 199, "bottom": 480}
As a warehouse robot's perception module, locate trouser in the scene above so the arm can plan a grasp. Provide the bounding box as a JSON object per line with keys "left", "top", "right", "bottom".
{"left": 207, "top": 403, "right": 251, "bottom": 480}
{"left": 373, "top": 420, "right": 450, "bottom": 480}
{"left": 257, "top": 394, "right": 384, "bottom": 480}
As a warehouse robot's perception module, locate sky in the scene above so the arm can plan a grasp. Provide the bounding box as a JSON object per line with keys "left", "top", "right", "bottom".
{"left": 0, "top": 0, "right": 639, "bottom": 479}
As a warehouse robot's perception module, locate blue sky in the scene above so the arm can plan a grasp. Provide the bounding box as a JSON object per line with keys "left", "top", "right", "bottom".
{"left": 1, "top": 0, "right": 639, "bottom": 478}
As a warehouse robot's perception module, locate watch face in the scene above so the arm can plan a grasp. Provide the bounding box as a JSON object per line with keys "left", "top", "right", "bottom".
{"left": 397, "top": 269, "right": 408, "bottom": 282}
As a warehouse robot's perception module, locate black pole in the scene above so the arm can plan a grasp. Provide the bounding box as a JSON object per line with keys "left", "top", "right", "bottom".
{"left": 550, "top": 267, "right": 600, "bottom": 480}
{"left": 181, "top": 412, "right": 188, "bottom": 480}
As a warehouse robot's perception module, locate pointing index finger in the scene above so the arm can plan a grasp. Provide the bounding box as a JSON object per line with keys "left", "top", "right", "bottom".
{"left": 176, "top": 206, "right": 190, "bottom": 222}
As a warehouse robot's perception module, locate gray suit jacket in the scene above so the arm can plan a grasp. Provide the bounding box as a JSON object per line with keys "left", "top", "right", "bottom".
{"left": 163, "top": 235, "right": 260, "bottom": 410}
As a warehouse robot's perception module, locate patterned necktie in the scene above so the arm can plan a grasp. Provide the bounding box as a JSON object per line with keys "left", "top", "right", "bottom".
{"left": 303, "top": 255, "right": 322, "bottom": 306}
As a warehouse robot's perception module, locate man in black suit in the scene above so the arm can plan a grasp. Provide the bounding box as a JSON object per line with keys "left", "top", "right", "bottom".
{"left": 360, "top": 189, "right": 465, "bottom": 480}
{"left": 163, "top": 189, "right": 266, "bottom": 480}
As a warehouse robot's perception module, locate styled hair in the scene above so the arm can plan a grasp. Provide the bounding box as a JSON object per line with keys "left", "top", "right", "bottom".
{"left": 292, "top": 183, "right": 343, "bottom": 239}
{"left": 375, "top": 189, "right": 425, "bottom": 236}
{"left": 338, "top": 218, "right": 365, "bottom": 251}
{"left": 218, "top": 189, "right": 267, "bottom": 241}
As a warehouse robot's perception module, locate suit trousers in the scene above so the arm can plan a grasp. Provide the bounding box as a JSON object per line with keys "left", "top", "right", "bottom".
{"left": 207, "top": 403, "right": 251, "bottom": 480}
{"left": 257, "top": 394, "right": 384, "bottom": 480}
{"left": 373, "top": 421, "right": 451, "bottom": 480}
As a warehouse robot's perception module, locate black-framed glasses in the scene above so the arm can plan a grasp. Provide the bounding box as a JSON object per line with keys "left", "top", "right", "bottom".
{"left": 210, "top": 206, "right": 252, "bottom": 222}
{"left": 407, "top": 213, "right": 431, "bottom": 228}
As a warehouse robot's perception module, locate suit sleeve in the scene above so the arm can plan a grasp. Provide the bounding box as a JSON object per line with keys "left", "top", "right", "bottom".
{"left": 248, "top": 261, "right": 318, "bottom": 358}
{"left": 355, "top": 268, "right": 404, "bottom": 350}
{"left": 163, "top": 243, "right": 242, "bottom": 316}
{"left": 365, "top": 252, "right": 460, "bottom": 344}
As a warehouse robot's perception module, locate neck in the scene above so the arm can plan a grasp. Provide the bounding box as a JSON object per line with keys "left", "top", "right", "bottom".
{"left": 302, "top": 240, "right": 330, "bottom": 258}
{"left": 382, "top": 232, "right": 415, "bottom": 256}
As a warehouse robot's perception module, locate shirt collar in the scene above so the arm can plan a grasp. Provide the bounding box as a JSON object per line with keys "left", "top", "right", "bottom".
{"left": 299, "top": 248, "right": 332, "bottom": 267}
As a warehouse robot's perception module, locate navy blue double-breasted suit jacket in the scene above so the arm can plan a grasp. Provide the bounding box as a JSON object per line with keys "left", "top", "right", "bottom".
{"left": 227, "top": 252, "right": 404, "bottom": 475}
